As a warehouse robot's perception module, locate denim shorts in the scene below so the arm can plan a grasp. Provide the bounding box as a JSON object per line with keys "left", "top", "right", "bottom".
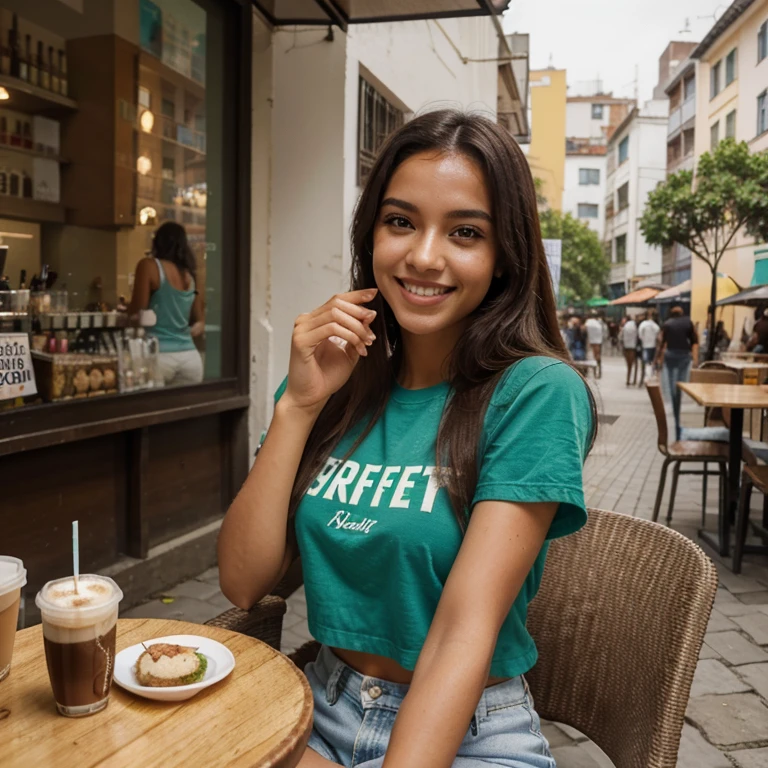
{"left": 304, "top": 645, "right": 556, "bottom": 767}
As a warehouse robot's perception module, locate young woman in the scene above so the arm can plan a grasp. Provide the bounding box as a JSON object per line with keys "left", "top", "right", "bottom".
{"left": 218, "top": 110, "right": 595, "bottom": 768}
{"left": 127, "top": 221, "right": 205, "bottom": 386}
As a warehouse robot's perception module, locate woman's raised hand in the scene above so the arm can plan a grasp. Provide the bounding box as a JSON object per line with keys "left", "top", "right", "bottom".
{"left": 283, "top": 289, "right": 378, "bottom": 413}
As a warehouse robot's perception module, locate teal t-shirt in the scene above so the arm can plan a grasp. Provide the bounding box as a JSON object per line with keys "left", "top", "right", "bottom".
{"left": 277, "top": 356, "right": 593, "bottom": 678}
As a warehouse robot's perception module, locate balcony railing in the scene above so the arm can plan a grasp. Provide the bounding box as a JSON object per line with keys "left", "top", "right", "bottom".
{"left": 681, "top": 96, "right": 696, "bottom": 125}
{"left": 668, "top": 97, "right": 696, "bottom": 138}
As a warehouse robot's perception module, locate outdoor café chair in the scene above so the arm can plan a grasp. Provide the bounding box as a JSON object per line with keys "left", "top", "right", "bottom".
{"left": 205, "top": 594, "right": 286, "bottom": 651}
{"left": 646, "top": 381, "right": 728, "bottom": 527}
{"left": 733, "top": 464, "right": 768, "bottom": 574}
{"left": 269, "top": 509, "right": 717, "bottom": 768}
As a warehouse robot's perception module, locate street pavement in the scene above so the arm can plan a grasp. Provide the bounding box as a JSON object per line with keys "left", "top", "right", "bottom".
{"left": 123, "top": 353, "right": 768, "bottom": 767}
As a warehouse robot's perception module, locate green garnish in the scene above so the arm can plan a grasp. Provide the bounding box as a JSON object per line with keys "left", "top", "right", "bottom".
{"left": 179, "top": 652, "right": 208, "bottom": 685}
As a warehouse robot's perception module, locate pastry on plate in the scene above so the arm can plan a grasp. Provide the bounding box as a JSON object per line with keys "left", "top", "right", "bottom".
{"left": 135, "top": 643, "right": 208, "bottom": 687}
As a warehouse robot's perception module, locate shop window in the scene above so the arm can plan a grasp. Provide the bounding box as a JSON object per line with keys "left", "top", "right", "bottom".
{"left": 618, "top": 136, "right": 629, "bottom": 165}
{"left": 758, "top": 21, "right": 767, "bottom": 64}
{"left": 358, "top": 78, "right": 405, "bottom": 186}
{"left": 711, "top": 120, "right": 720, "bottom": 149}
{"left": 759, "top": 91, "right": 768, "bottom": 136}
{"left": 577, "top": 204, "right": 599, "bottom": 219}
{"left": 615, "top": 234, "right": 627, "bottom": 264}
{"left": 578, "top": 168, "right": 600, "bottom": 185}
{"left": 0, "top": 0, "right": 241, "bottom": 412}
{"left": 591, "top": 104, "right": 604, "bottom": 120}
{"left": 725, "top": 110, "right": 737, "bottom": 139}
{"left": 725, "top": 48, "right": 737, "bottom": 86}
{"left": 711, "top": 60, "right": 722, "bottom": 99}
{"left": 617, "top": 182, "right": 629, "bottom": 211}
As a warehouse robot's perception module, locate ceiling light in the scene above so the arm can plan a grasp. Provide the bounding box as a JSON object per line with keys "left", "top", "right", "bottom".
{"left": 137, "top": 155, "right": 152, "bottom": 175}
{"left": 140, "top": 109, "right": 155, "bottom": 133}
{"left": 0, "top": 87, "right": 9, "bottom": 101}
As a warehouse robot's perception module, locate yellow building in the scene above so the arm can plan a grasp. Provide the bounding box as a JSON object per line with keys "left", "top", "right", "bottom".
{"left": 690, "top": 0, "right": 768, "bottom": 340}
{"left": 527, "top": 69, "right": 567, "bottom": 210}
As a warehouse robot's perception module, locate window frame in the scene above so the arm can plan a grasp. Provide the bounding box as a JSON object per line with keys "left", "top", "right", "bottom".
{"left": 357, "top": 77, "right": 405, "bottom": 187}
{"left": 577, "top": 203, "right": 599, "bottom": 219}
{"left": 710, "top": 59, "right": 722, "bottom": 99}
{"left": 758, "top": 20, "right": 767, "bottom": 64}
{"left": 710, "top": 120, "right": 720, "bottom": 149}
{"left": 725, "top": 109, "right": 737, "bottom": 139}
{"left": 578, "top": 168, "right": 600, "bottom": 186}
{"left": 615, "top": 234, "right": 627, "bottom": 264}
{"left": 591, "top": 104, "right": 604, "bottom": 120}
{"left": 617, "top": 182, "right": 629, "bottom": 212}
{"left": 758, "top": 90, "right": 768, "bottom": 137}
{"left": 683, "top": 75, "right": 696, "bottom": 101}
{"left": 725, "top": 48, "right": 737, "bottom": 86}
{"left": 618, "top": 136, "right": 629, "bottom": 165}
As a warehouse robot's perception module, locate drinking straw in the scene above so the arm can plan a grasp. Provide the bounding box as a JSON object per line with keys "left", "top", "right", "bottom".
{"left": 72, "top": 520, "right": 80, "bottom": 594}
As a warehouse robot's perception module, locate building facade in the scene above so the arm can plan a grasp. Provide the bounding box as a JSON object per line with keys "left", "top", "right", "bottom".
{"left": 562, "top": 92, "right": 634, "bottom": 236}
{"left": 690, "top": 0, "right": 768, "bottom": 337}
{"left": 526, "top": 68, "right": 567, "bottom": 210}
{"left": 603, "top": 100, "right": 669, "bottom": 298}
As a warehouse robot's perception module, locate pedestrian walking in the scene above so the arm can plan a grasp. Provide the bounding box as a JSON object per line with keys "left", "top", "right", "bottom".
{"left": 655, "top": 305, "right": 699, "bottom": 441}
{"left": 584, "top": 311, "right": 604, "bottom": 377}
{"left": 621, "top": 315, "right": 638, "bottom": 386}
{"left": 747, "top": 308, "right": 768, "bottom": 353}
{"left": 637, "top": 313, "right": 661, "bottom": 386}
{"left": 566, "top": 316, "right": 587, "bottom": 361}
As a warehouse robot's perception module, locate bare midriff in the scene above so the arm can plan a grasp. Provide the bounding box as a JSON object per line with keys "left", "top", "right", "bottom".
{"left": 331, "top": 647, "right": 510, "bottom": 687}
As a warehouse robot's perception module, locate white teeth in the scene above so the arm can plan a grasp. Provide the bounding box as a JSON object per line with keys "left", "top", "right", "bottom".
{"left": 401, "top": 281, "right": 450, "bottom": 297}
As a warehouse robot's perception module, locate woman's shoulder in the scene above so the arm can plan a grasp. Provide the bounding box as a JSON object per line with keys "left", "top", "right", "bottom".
{"left": 490, "top": 356, "right": 586, "bottom": 408}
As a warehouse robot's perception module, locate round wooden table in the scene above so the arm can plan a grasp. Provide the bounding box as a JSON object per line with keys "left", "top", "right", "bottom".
{"left": 1, "top": 619, "right": 313, "bottom": 768}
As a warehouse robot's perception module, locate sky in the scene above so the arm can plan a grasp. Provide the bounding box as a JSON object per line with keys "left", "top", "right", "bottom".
{"left": 502, "top": 0, "right": 731, "bottom": 103}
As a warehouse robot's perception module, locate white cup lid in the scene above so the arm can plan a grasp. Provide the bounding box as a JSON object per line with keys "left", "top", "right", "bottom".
{"left": 0, "top": 556, "right": 27, "bottom": 593}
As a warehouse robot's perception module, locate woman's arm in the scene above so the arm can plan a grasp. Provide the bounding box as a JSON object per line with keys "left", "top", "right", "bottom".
{"left": 382, "top": 499, "right": 558, "bottom": 768}
{"left": 217, "top": 400, "right": 319, "bottom": 609}
{"left": 189, "top": 290, "right": 205, "bottom": 338}
{"left": 126, "top": 259, "right": 155, "bottom": 318}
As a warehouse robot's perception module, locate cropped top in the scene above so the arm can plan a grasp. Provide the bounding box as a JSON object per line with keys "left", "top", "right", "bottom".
{"left": 276, "top": 356, "right": 593, "bottom": 677}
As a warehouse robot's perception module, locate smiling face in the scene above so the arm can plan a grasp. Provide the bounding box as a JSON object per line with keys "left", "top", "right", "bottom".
{"left": 372, "top": 150, "right": 498, "bottom": 340}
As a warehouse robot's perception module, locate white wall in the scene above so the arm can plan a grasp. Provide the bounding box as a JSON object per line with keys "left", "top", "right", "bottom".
{"left": 566, "top": 100, "right": 611, "bottom": 139}
{"left": 563, "top": 155, "right": 606, "bottom": 235}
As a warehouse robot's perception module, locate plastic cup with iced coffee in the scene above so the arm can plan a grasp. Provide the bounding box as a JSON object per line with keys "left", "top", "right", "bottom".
{"left": 35, "top": 575, "right": 123, "bottom": 716}
{"left": 0, "top": 556, "right": 27, "bottom": 683}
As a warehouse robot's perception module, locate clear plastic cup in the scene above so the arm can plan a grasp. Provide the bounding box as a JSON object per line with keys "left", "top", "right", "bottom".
{"left": 0, "top": 556, "right": 27, "bottom": 683}
{"left": 35, "top": 575, "right": 123, "bottom": 716}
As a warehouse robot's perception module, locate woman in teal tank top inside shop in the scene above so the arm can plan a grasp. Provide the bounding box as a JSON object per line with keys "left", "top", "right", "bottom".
{"left": 218, "top": 111, "right": 596, "bottom": 767}
{"left": 128, "top": 222, "right": 204, "bottom": 386}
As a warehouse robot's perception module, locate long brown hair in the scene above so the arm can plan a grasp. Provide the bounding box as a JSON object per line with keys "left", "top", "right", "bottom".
{"left": 289, "top": 109, "right": 597, "bottom": 531}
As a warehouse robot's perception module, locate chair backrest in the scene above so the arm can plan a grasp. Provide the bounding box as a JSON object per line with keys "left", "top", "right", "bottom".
{"left": 698, "top": 361, "right": 729, "bottom": 370}
{"left": 525, "top": 509, "right": 717, "bottom": 768}
{"left": 645, "top": 381, "right": 668, "bottom": 451}
{"left": 690, "top": 369, "right": 739, "bottom": 426}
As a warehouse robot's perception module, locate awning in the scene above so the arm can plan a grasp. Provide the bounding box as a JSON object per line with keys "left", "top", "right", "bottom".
{"left": 609, "top": 287, "right": 661, "bottom": 306}
{"left": 716, "top": 284, "right": 768, "bottom": 307}
{"left": 252, "top": 0, "right": 511, "bottom": 27}
{"left": 586, "top": 297, "right": 610, "bottom": 307}
{"left": 752, "top": 253, "right": 768, "bottom": 286}
{"left": 651, "top": 280, "right": 691, "bottom": 303}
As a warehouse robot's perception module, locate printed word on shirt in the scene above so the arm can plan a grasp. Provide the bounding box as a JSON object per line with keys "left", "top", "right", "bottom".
{"left": 309, "top": 457, "right": 443, "bottom": 535}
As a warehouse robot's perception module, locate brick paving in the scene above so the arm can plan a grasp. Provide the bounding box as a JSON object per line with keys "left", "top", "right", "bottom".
{"left": 126, "top": 355, "right": 768, "bottom": 767}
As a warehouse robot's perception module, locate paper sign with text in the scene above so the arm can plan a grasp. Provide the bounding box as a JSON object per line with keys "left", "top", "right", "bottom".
{"left": 0, "top": 334, "right": 37, "bottom": 401}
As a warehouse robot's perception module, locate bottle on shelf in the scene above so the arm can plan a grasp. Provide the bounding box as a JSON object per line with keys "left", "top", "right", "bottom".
{"left": 9, "top": 14, "right": 20, "bottom": 79}
{"left": 0, "top": 116, "right": 7, "bottom": 145}
{"left": 22, "top": 121, "right": 32, "bottom": 151}
{"left": 48, "top": 46, "right": 59, "bottom": 94}
{"left": 18, "top": 35, "right": 28, "bottom": 82}
{"left": 19, "top": 270, "right": 27, "bottom": 290}
{"left": 9, "top": 120, "right": 22, "bottom": 148}
{"left": 58, "top": 50, "right": 68, "bottom": 97}
{"left": 0, "top": 36, "right": 10, "bottom": 76}
{"left": 22, "top": 171, "right": 32, "bottom": 199}
{"left": 38, "top": 41, "right": 49, "bottom": 90}
{"left": 27, "top": 36, "right": 37, "bottom": 85}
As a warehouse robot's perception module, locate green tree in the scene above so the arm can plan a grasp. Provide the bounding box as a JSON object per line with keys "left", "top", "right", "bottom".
{"left": 539, "top": 209, "right": 610, "bottom": 305}
{"left": 640, "top": 139, "right": 768, "bottom": 360}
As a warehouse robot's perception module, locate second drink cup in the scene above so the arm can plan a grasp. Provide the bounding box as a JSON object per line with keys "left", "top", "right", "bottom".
{"left": 35, "top": 574, "right": 123, "bottom": 716}
{"left": 0, "top": 556, "right": 27, "bottom": 683}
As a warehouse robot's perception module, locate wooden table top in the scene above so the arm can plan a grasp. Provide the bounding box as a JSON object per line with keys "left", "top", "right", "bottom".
{"left": 678, "top": 382, "right": 768, "bottom": 408}
{"left": 1, "top": 619, "right": 313, "bottom": 768}
{"left": 719, "top": 360, "right": 768, "bottom": 370}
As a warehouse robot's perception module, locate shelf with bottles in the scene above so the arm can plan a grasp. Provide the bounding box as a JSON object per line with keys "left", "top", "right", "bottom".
{"left": 0, "top": 142, "right": 68, "bottom": 163}
{"left": 0, "top": 73, "right": 76, "bottom": 114}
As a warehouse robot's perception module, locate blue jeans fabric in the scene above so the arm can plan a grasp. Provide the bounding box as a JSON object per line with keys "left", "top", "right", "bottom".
{"left": 304, "top": 645, "right": 556, "bottom": 767}
{"left": 664, "top": 350, "right": 692, "bottom": 441}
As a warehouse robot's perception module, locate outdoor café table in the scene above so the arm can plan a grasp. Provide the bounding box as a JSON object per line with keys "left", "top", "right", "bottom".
{"left": 2, "top": 618, "right": 313, "bottom": 768}
{"left": 678, "top": 382, "right": 768, "bottom": 558}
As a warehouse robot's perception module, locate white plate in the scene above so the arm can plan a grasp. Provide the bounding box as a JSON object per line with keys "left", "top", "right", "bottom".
{"left": 113, "top": 634, "right": 236, "bottom": 702}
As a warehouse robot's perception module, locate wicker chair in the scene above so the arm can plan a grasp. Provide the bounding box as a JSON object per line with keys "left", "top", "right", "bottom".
{"left": 733, "top": 465, "right": 768, "bottom": 574}
{"left": 204, "top": 594, "right": 286, "bottom": 651}
{"left": 285, "top": 509, "right": 717, "bottom": 768}
{"left": 646, "top": 381, "right": 728, "bottom": 526}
